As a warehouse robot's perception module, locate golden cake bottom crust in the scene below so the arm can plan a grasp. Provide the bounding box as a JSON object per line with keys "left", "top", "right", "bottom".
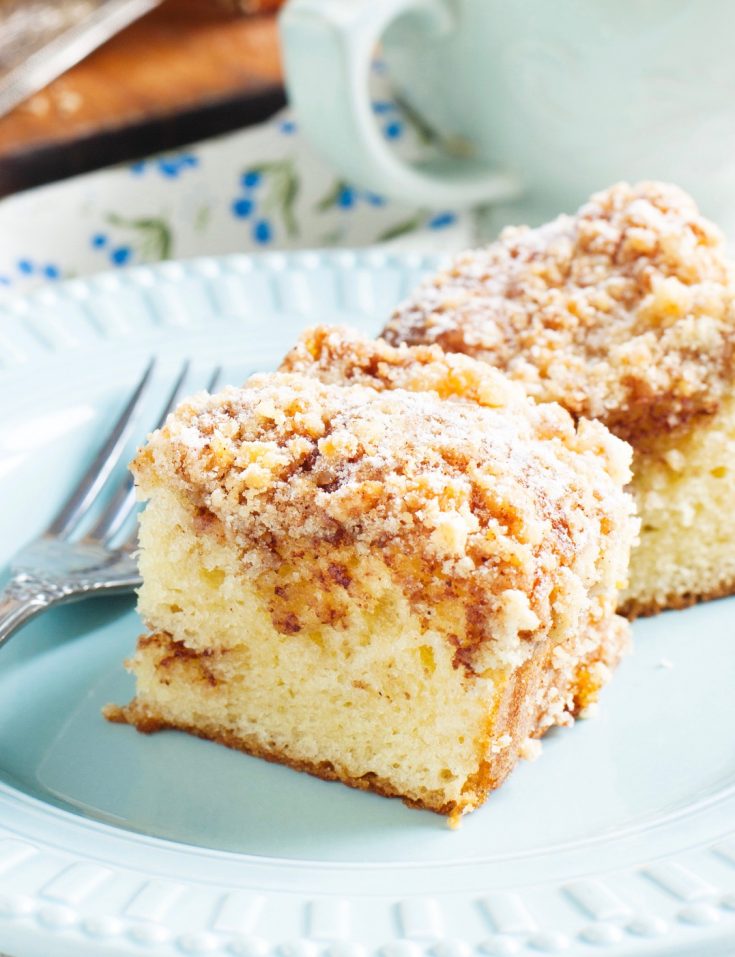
{"left": 620, "top": 575, "right": 735, "bottom": 619}
{"left": 106, "top": 615, "right": 629, "bottom": 820}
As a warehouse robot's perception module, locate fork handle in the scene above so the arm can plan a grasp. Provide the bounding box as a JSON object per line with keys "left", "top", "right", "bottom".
{"left": 0, "top": 576, "right": 59, "bottom": 649}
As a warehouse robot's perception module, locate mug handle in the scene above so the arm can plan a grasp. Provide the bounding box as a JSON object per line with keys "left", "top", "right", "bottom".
{"left": 279, "top": 0, "right": 523, "bottom": 209}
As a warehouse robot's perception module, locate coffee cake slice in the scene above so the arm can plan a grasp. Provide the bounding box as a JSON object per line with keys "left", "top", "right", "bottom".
{"left": 384, "top": 181, "right": 735, "bottom": 616}
{"left": 108, "top": 330, "right": 636, "bottom": 820}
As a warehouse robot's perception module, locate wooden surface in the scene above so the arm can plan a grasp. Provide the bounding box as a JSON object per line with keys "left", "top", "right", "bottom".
{"left": 0, "top": 0, "right": 285, "bottom": 196}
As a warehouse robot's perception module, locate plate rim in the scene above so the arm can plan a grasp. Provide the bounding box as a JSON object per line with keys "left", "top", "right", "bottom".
{"left": 1, "top": 251, "right": 734, "bottom": 957}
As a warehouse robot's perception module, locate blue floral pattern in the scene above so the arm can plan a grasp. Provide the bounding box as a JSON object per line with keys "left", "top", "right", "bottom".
{"left": 428, "top": 211, "right": 458, "bottom": 229}
{"left": 0, "top": 78, "right": 470, "bottom": 295}
{"left": 130, "top": 152, "right": 199, "bottom": 178}
{"left": 316, "top": 180, "right": 387, "bottom": 214}
{"left": 229, "top": 159, "right": 301, "bottom": 244}
{"left": 90, "top": 232, "right": 133, "bottom": 267}
{"left": 87, "top": 215, "right": 172, "bottom": 268}
{"left": 11, "top": 258, "right": 62, "bottom": 282}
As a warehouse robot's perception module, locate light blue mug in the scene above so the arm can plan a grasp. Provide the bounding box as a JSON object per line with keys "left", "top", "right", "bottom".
{"left": 280, "top": 0, "right": 735, "bottom": 223}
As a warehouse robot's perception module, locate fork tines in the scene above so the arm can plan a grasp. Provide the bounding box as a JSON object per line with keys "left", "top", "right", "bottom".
{"left": 48, "top": 359, "right": 219, "bottom": 547}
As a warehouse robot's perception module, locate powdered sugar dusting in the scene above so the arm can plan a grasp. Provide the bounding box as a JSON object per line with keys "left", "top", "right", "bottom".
{"left": 132, "top": 329, "right": 636, "bottom": 674}
{"left": 384, "top": 181, "right": 735, "bottom": 443}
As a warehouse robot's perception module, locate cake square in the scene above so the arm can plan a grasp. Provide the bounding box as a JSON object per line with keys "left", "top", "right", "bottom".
{"left": 383, "top": 182, "right": 735, "bottom": 616}
{"left": 108, "top": 328, "right": 636, "bottom": 820}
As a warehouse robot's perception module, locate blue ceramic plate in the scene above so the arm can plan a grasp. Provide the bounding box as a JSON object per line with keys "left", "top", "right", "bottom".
{"left": 0, "top": 253, "right": 734, "bottom": 957}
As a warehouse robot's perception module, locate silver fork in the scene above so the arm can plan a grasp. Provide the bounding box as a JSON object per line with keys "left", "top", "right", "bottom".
{"left": 0, "top": 359, "right": 219, "bottom": 649}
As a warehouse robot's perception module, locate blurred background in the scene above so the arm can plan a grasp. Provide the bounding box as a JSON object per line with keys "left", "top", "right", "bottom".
{"left": 0, "top": 0, "right": 286, "bottom": 196}
{"left": 0, "top": 0, "right": 476, "bottom": 292}
{"left": 1, "top": 0, "right": 730, "bottom": 293}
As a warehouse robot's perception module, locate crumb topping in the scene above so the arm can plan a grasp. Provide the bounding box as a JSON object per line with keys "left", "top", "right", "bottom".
{"left": 281, "top": 324, "right": 530, "bottom": 409}
{"left": 133, "top": 330, "right": 635, "bottom": 673}
{"left": 383, "top": 182, "right": 735, "bottom": 442}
